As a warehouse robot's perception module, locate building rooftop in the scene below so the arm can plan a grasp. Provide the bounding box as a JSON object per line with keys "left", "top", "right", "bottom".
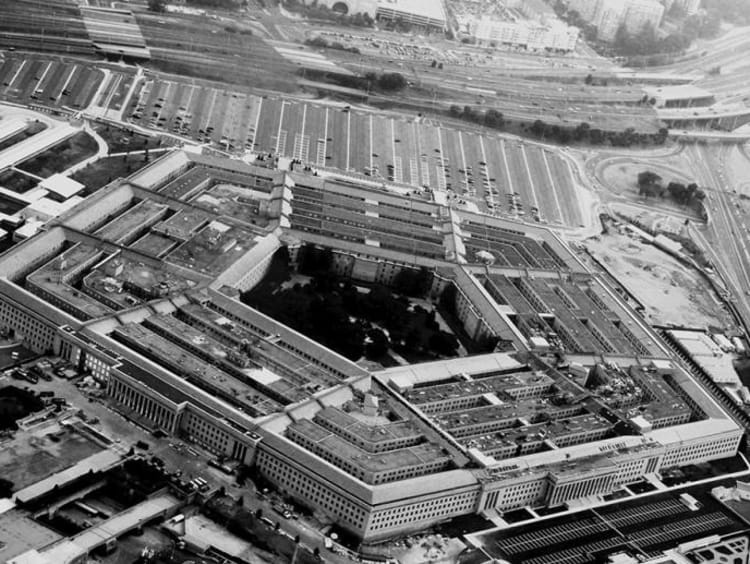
{"left": 179, "top": 301, "right": 343, "bottom": 394}
{"left": 0, "top": 511, "right": 60, "bottom": 562}
{"left": 39, "top": 173, "right": 84, "bottom": 200}
{"left": 112, "top": 322, "right": 282, "bottom": 416}
{"left": 84, "top": 253, "right": 202, "bottom": 309}
{"left": 95, "top": 199, "right": 168, "bottom": 244}
{"left": 288, "top": 419, "right": 451, "bottom": 481}
{"left": 128, "top": 232, "right": 176, "bottom": 258}
{"left": 26, "top": 243, "right": 115, "bottom": 320}
{"left": 404, "top": 369, "right": 553, "bottom": 406}
{"left": 154, "top": 208, "right": 213, "bottom": 241}
{"left": 315, "top": 406, "right": 422, "bottom": 444}
{"left": 165, "top": 219, "right": 259, "bottom": 276}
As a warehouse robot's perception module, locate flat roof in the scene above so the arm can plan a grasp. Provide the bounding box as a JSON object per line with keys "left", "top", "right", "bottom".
{"left": 166, "top": 220, "right": 258, "bottom": 276}
{"left": 378, "top": 352, "right": 524, "bottom": 391}
{"left": 39, "top": 174, "right": 84, "bottom": 200}
{"left": 84, "top": 254, "right": 201, "bottom": 309}
{"left": 315, "top": 406, "right": 422, "bottom": 444}
{"left": 14, "top": 450, "right": 122, "bottom": 504}
{"left": 26, "top": 243, "right": 115, "bottom": 320}
{"left": 178, "top": 303, "right": 341, "bottom": 395}
{"left": 289, "top": 419, "right": 451, "bottom": 479}
{"left": 377, "top": 0, "right": 447, "bottom": 23}
{"left": 95, "top": 199, "right": 167, "bottom": 244}
{"left": 113, "top": 322, "right": 281, "bottom": 415}
{"left": 0, "top": 511, "right": 60, "bottom": 562}
{"left": 404, "top": 370, "right": 553, "bottom": 405}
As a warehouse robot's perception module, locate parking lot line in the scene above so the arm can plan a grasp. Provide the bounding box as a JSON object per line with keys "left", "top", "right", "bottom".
{"left": 369, "top": 114, "right": 374, "bottom": 174}
{"left": 55, "top": 65, "right": 78, "bottom": 101}
{"left": 32, "top": 61, "right": 53, "bottom": 95}
{"left": 521, "top": 144, "right": 541, "bottom": 211}
{"left": 346, "top": 109, "right": 351, "bottom": 171}
{"left": 541, "top": 149, "right": 563, "bottom": 224}
{"left": 318, "top": 106, "right": 329, "bottom": 167}
{"left": 249, "top": 95, "right": 262, "bottom": 151}
{"left": 275, "top": 100, "right": 286, "bottom": 154}
{"left": 4, "top": 59, "right": 26, "bottom": 95}
{"left": 201, "top": 88, "right": 218, "bottom": 132}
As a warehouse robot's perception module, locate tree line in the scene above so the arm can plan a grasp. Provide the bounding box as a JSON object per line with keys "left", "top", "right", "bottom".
{"left": 529, "top": 120, "right": 668, "bottom": 147}
{"left": 637, "top": 170, "right": 706, "bottom": 212}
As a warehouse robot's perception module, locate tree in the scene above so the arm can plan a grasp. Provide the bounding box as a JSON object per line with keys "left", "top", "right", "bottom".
{"left": 377, "top": 72, "right": 407, "bottom": 92}
{"left": 428, "top": 331, "right": 459, "bottom": 356}
{"left": 148, "top": 0, "right": 166, "bottom": 12}
{"left": 584, "top": 73, "right": 594, "bottom": 85}
{"left": 0, "top": 478, "right": 13, "bottom": 498}
{"left": 365, "top": 329, "right": 390, "bottom": 359}
{"left": 638, "top": 170, "right": 663, "bottom": 197}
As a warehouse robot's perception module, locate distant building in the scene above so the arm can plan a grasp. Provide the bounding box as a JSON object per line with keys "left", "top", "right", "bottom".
{"left": 298, "top": 0, "right": 446, "bottom": 30}
{"left": 566, "top": 0, "right": 665, "bottom": 41}
{"left": 675, "top": 0, "right": 701, "bottom": 15}
{"left": 472, "top": 17, "right": 580, "bottom": 52}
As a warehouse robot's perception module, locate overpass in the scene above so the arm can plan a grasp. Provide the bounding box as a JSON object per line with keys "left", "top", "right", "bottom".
{"left": 659, "top": 105, "right": 750, "bottom": 131}
{"left": 669, "top": 129, "right": 750, "bottom": 143}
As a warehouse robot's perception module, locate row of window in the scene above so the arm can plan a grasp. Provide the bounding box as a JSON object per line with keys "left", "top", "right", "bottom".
{"left": 258, "top": 450, "right": 368, "bottom": 529}
{"left": 0, "top": 302, "right": 56, "bottom": 352}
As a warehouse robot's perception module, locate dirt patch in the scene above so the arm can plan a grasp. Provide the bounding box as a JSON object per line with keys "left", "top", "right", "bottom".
{"left": 585, "top": 230, "right": 733, "bottom": 330}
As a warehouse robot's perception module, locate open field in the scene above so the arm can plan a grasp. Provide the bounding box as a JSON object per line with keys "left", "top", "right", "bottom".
{"left": 17, "top": 130, "right": 98, "bottom": 178}
{"left": 122, "top": 79, "right": 585, "bottom": 227}
{"left": 600, "top": 159, "right": 693, "bottom": 196}
{"left": 71, "top": 154, "right": 151, "bottom": 195}
{"left": 585, "top": 230, "right": 733, "bottom": 330}
{"left": 0, "top": 168, "right": 38, "bottom": 194}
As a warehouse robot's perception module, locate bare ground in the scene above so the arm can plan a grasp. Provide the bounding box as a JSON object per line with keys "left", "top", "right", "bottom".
{"left": 585, "top": 230, "right": 733, "bottom": 330}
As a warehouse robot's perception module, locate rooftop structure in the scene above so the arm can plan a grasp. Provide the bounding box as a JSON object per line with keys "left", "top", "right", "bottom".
{"left": 38, "top": 174, "right": 84, "bottom": 201}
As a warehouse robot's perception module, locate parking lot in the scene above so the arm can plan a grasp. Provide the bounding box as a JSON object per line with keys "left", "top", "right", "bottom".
{"left": 0, "top": 55, "right": 105, "bottom": 111}
{"left": 476, "top": 480, "right": 748, "bottom": 564}
{"left": 121, "top": 78, "right": 585, "bottom": 227}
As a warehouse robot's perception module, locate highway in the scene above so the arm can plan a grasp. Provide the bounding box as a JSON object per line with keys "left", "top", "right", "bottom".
{"left": 687, "top": 143, "right": 750, "bottom": 330}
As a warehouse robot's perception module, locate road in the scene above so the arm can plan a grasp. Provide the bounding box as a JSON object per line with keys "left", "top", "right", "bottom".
{"left": 687, "top": 144, "right": 750, "bottom": 331}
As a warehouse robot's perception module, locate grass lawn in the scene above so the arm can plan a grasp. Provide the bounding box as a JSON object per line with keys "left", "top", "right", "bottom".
{"left": 17, "top": 130, "right": 98, "bottom": 178}
{"left": 0, "top": 169, "right": 38, "bottom": 193}
{"left": 0, "top": 120, "right": 46, "bottom": 152}
{"left": 72, "top": 154, "right": 152, "bottom": 195}
{"left": 93, "top": 123, "right": 164, "bottom": 153}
